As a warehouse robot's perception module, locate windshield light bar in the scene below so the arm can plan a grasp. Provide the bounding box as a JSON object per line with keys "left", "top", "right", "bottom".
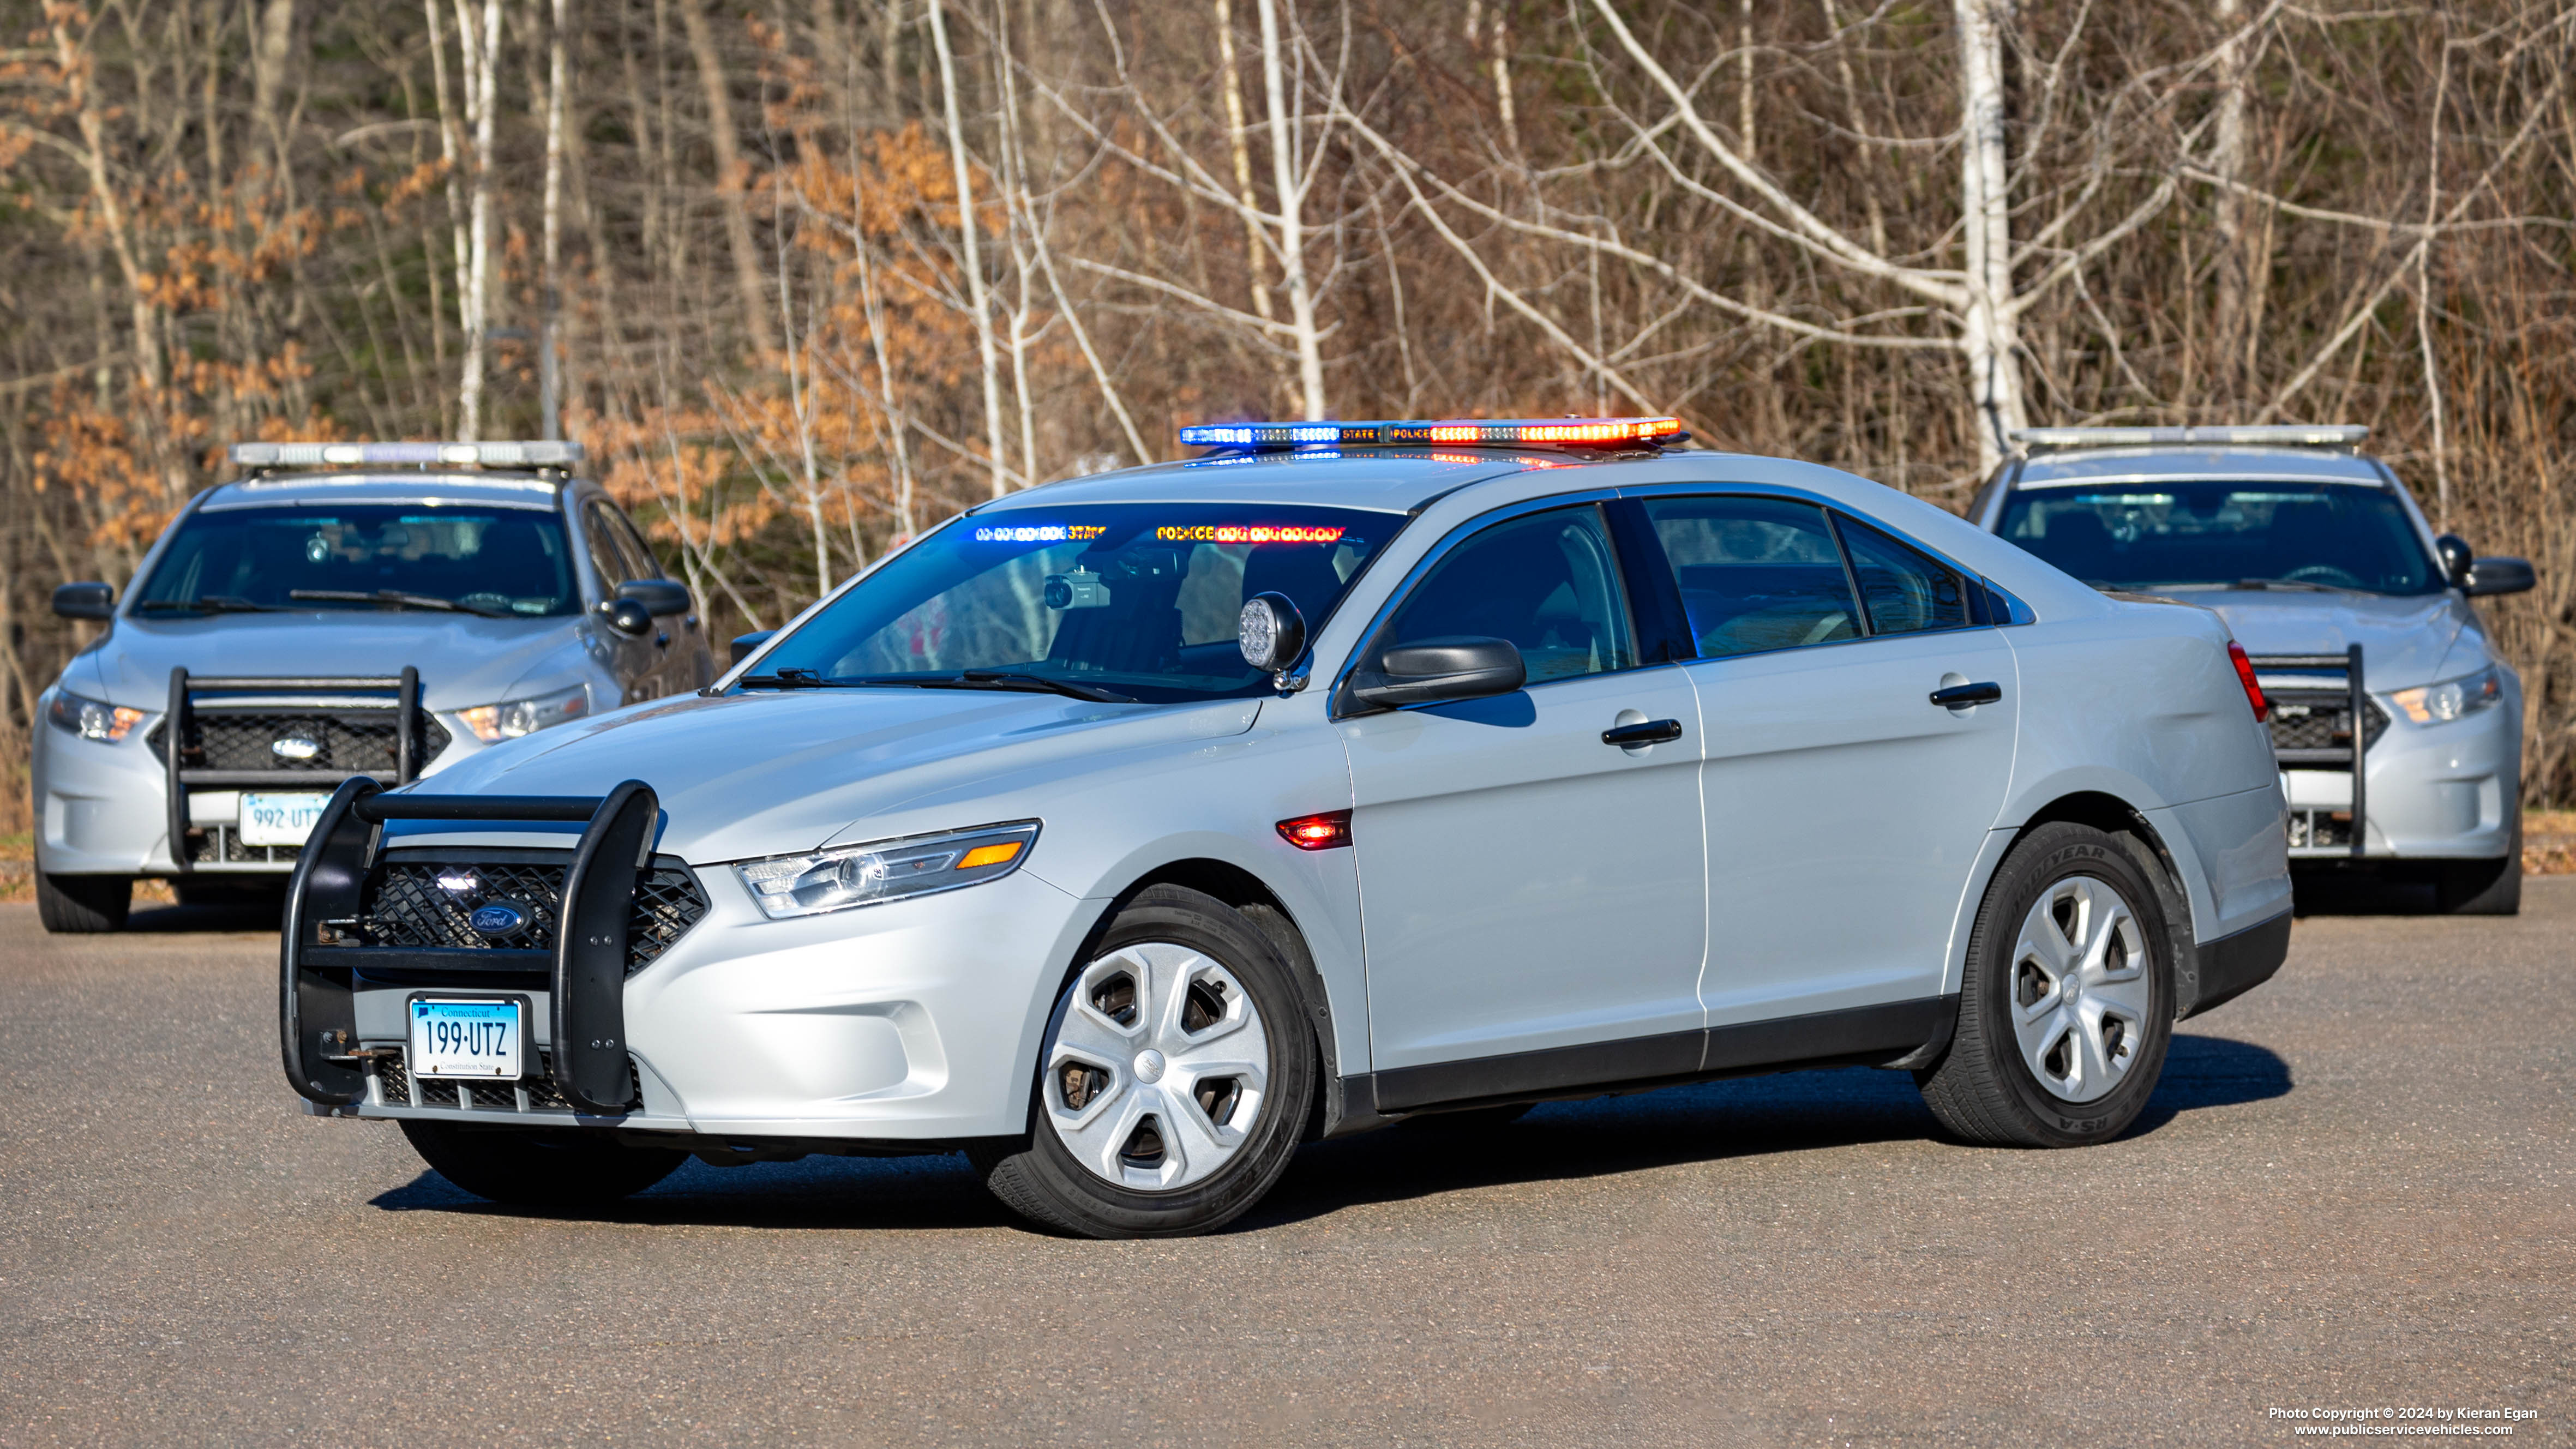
{"left": 227, "top": 440, "right": 585, "bottom": 468}
{"left": 2009, "top": 425, "right": 2369, "bottom": 452}
{"left": 1178, "top": 417, "right": 1686, "bottom": 451}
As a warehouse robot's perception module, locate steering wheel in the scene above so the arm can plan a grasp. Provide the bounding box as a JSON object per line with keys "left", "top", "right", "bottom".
{"left": 2284, "top": 564, "right": 2365, "bottom": 590}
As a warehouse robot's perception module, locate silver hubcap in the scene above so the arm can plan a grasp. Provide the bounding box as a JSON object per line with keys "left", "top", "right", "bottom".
{"left": 2009, "top": 875, "right": 2151, "bottom": 1104}
{"left": 1043, "top": 942, "right": 1271, "bottom": 1191}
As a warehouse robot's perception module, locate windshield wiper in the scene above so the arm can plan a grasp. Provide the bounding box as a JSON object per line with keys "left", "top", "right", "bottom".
{"left": 287, "top": 588, "right": 509, "bottom": 616}
{"left": 135, "top": 594, "right": 281, "bottom": 614}
{"left": 737, "top": 667, "right": 831, "bottom": 689}
{"left": 2231, "top": 578, "right": 2346, "bottom": 593}
{"left": 924, "top": 671, "right": 1136, "bottom": 704}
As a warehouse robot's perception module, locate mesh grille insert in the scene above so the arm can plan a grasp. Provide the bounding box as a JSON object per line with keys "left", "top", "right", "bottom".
{"left": 372, "top": 1049, "right": 634, "bottom": 1114}
{"left": 2266, "top": 690, "right": 2389, "bottom": 759}
{"left": 353, "top": 854, "right": 708, "bottom": 975}
{"left": 151, "top": 711, "right": 453, "bottom": 774}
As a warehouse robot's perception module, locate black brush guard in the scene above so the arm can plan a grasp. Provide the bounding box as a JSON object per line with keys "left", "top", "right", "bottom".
{"left": 2250, "top": 643, "right": 2367, "bottom": 858}
{"left": 279, "top": 776, "right": 659, "bottom": 1115}
{"left": 165, "top": 666, "right": 427, "bottom": 874}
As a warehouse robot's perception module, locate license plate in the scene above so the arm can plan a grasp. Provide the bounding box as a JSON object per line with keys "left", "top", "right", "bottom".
{"left": 239, "top": 791, "right": 331, "bottom": 846}
{"left": 409, "top": 999, "right": 524, "bottom": 1080}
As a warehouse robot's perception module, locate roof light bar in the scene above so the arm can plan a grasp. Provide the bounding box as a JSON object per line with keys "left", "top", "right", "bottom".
{"left": 227, "top": 440, "right": 586, "bottom": 468}
{"left": 1177, "top": 417, "right": 1686, "bottom": 452}
{"left": 2009, "top": 425, "right": 2369, "bottom": 452}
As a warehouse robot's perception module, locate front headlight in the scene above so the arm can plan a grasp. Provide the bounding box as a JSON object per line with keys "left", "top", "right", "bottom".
{"left": 47, "top": 690, "right": 145, "bottom": 743}
{"left": 734, "top": 820, "right": 1040, "bottom": 920}
{"left": 2390, "top": 666, "right": 2503, "bottom": 725}
{"left": 459, "top": 683, "right": 590, "bottom": 743}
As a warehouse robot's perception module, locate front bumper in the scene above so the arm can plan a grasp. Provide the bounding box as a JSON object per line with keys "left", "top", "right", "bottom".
{"left": 2283, "top": 692, "right": 2519, "bottom": 861}
{"left": 293, "top": 784, "right": 1097, "bottom": 1144}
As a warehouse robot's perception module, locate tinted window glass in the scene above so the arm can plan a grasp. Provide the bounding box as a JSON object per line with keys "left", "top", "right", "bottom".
{"left": 607, "top": 506, "right": 662, "bottom": 580}
{"left": 134, "top": 505, "right": 579, "bottom": 617}
{"left": 752, "top": 504, "right": 1390, "bottom": 703}
{"left": 1644, "top": 497, "right": 1861, "bottom": 658}
{"left": 583, "top": 501, "right": 641, "bottom": 591}
{"left": 1836, "top": 515, "right": 1969, "bottom": 635}
{"left": 1379, "top": 506, "right": 1636, "bottom": 684}
{"left": 1995, "top": 480, "right": 2439, "bottom": 594}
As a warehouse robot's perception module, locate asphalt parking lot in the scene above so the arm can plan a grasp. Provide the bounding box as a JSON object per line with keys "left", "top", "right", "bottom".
{"left": 1, "top": 885, "right": 2568, "bottom": 1447}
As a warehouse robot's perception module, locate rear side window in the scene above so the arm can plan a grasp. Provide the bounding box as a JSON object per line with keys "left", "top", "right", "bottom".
{"left": 1834, "top": 515, "right": 1971, "bottom": 635}
{"left": 1379, "top": 505, "right": 1637, "bottom": 684}
{"left": 1641, "top": 497, "right": 1861, "bottom": 659}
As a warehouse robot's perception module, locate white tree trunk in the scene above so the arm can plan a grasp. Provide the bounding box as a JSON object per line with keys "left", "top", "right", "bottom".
{"left": 541, "top": 0, "right": 567, "bottom": 440}
{"left": 928, "top": 0, "right": 1012, "bottom": 496}
{"left": 1215, "top": 0, "right": 1274, "bottom": 324}
{"left": 455, "top": 0, "right": 501, "bottom": 442}
{"left": 1256, "top": 0, "right": 1328, "bottom": 419}
{"left": 1954, "top": 0, "right": 2026, "bottom": 470}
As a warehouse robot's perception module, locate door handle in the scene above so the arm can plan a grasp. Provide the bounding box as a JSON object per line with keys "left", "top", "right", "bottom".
{"left": 1602, "top": 718, "right": 1685, "bottom": 747}
{"left": 1929, "top": 682, "right": 2003, "bottom": 708}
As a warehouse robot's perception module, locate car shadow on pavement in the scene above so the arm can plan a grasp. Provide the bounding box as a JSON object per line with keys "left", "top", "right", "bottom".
{"left": 2289, "top": 870, "right": 2441, "bottom": 915}
{"left": 365, "top": 1035, "right": 2289, "bottom": 1235}
{"left": 126, "top": 899, "right": 286, "bottom": 934}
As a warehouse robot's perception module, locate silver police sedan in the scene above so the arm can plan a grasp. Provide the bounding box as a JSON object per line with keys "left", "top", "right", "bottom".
{"left": 1974, "top": 426, "right": 2535, "bottom": 913}
{"left": 33, "top": 442, "right": 713, "bottom": 931}
{"left": 279, "top": 418, "right": 2292, "bottom": 1238}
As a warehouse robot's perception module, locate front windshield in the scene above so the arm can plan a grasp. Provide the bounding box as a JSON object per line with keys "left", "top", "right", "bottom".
{"left": 749, "top": 503, "right": 1398, "bottom": 702}
{"left": 135, "top": 505, "right": 580, "bottom": 616}
{"left": 1998, "top": 481, "right": 2440, "bottom": 594}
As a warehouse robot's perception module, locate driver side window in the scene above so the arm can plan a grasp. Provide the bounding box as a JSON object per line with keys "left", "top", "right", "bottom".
{"left": 1378, "top": 506, "right": 1637, "bottom": 684}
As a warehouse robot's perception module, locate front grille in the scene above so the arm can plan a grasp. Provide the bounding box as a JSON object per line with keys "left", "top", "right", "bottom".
{"left": 2287, "top": 809, "right": 2356, "bottom": 849}
{"left": 149, "top": 710, "right": 452, "bottom": 774}
{"left": 2266, "top": 690, "right": 2389, "bottom": 763}
{"left": 352, "top": 853, "right": 708, "bottom": 974}
{"left": 373, "top": 1048, "right": 638, "bottom": 1115}
{"left": 184, "top": 823, "right": 302, "bottom": 865}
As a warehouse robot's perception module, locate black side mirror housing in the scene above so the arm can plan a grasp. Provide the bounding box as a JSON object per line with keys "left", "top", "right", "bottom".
{"left": 2434, "top": 533, "right": 2475, "bottom": 587}
{"left": 619, "top": 579, "right": 693, "bottom": 617}
{"left": 2465, "top": 556, "right": 2536, "bottom": 597}
{"left": 603, "top": 598, "right": 654, "bottom": 636}
{"left": 1349, "top": 636, "right": 1527, "bottom": 710}
{"left": 52, "top": 582, "right": 114, "bottom": 621}
{"left": 730, "top": 629, "right": 776, "bottom": 666}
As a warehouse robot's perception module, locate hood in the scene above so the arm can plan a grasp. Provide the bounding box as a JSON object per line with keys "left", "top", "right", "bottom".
{"left": 399, "top": 687, "right": 1264, "bottom": 862}
{"left": 86, "top": 612, "right": 601, "bottom": 712}
{"left": 2197, "top": 591, "right": 2473, "bottom": 688}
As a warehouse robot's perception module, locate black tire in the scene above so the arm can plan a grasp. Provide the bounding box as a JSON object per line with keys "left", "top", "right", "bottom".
{"left": 398, "top": 1120, "right": 686, "bottom": 1207}
{"left": 1917, "top": 822, "right": 2175, "bottom": 1147}
{"left": 976, "top": 884, "right": 1317, "bottom": 1238}
{"left": 36, "top": 873, "right": 129, "bottom": 933}
{"left": 2437, "top": 818, "right": 2521, "bottom": 916}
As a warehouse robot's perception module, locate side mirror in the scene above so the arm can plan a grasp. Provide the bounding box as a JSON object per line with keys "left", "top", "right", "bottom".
{"left": 2435, "top": 533, "right": 2475, "bottom": 587}
{"left": 619, "top": 578, "right": 693, "bottom": 617}
{"left": 603, "top": 598, "right": 654, "bottom": 637}
{"left": 2466, "top": 556, "right": 2536, "bottom": 597}
{"left": 1349, "top": 636, "right": 1527, "bottom": 710}
{"left": 730, "top": 629, "right": 776, "bottom": 665}
{"left": 53, "top": 582, "right": 114, "bottom": 621}
{"left": 1238, "top": 592, "right": 1307, "bottom": 672}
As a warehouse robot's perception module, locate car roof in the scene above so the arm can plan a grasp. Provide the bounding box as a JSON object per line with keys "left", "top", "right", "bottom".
{"left": 973, "top": 448, "right": 1604, "bottom": 514}
{"left": 2008, "top": 446, "right": 2389, "bottom": 490}
{"left": 197, "top": 471, "right": 569, "bottom": 512}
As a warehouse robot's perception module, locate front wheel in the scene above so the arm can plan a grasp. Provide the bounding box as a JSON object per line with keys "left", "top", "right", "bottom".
{"left": 398, "top": 1120, "right": 687, "bottom": 1207}
{"left": 976, "top": 885, "right": 1316, "bottom": 1238}
{"left": 1917, "top": 822, "right": 2175, "bottom": 1147}
{"left": 2437, "top": 818, "right": 2521, "bottom": 916}
{"left": 37, "top": 873, "right": 130, "bottom": 933}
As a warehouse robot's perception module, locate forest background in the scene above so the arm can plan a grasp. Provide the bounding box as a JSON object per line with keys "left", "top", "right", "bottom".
{"left": 4, "top": 0, "right": 2575, "bottom": 834}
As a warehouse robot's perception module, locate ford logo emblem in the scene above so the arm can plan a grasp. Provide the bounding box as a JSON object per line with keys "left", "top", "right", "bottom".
{"left": 468, "top": 903, "right": 528, "bottom": 939}
{"left": 272, "top": 736, "right": 321, "bottom": 761}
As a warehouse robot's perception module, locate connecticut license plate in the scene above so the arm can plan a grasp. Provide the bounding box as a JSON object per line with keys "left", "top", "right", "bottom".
{"left": 409, "top": 999, "right": 524, "bottom": 1080}
{"left": 238, "top": 791, "right": 331, "bottom": 846}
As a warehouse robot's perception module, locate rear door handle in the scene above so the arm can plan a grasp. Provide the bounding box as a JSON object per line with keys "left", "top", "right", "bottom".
{"left": 1929, "top": 682, "right": 2003, "bottom": 708}
{"left": 1602, "top": 718, "right": 1685, "bottom": 747}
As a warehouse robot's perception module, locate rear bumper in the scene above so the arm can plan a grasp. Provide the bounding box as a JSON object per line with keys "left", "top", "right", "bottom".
{"left": 2181, "top": 907, "right": 2291, "bottom": 1019}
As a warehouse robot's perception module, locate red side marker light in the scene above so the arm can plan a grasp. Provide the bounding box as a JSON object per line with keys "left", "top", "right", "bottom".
{"left": 1276, "top": 810, "right": 1353, "bottom": 851}
{"left": 2227, "top": 641, "right": 2269, "bottom": 723}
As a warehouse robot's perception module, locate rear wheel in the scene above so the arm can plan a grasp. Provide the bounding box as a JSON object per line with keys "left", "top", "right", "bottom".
{"left": 398, "top": 1120, "right": 686, "bottom": 1207}
{"left": 1917, "top": 822, "right": 2175, "bottom": 1147}
{"left": 2437, "top": 818, "right": 2521, "bottom": 916}
{"left": 976, "top": 885, "right": 1316, "bottom": 1238}
{"left": 36, "top": 873, "right": 129, "bottom": 934}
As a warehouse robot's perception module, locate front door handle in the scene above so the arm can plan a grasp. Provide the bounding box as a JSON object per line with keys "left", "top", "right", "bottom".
{"left": 1929, "top": 682, "right": 2003, "bottom": 708}
{"left": 1602, "top": 718, "right": 1685, "bottom": 747}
